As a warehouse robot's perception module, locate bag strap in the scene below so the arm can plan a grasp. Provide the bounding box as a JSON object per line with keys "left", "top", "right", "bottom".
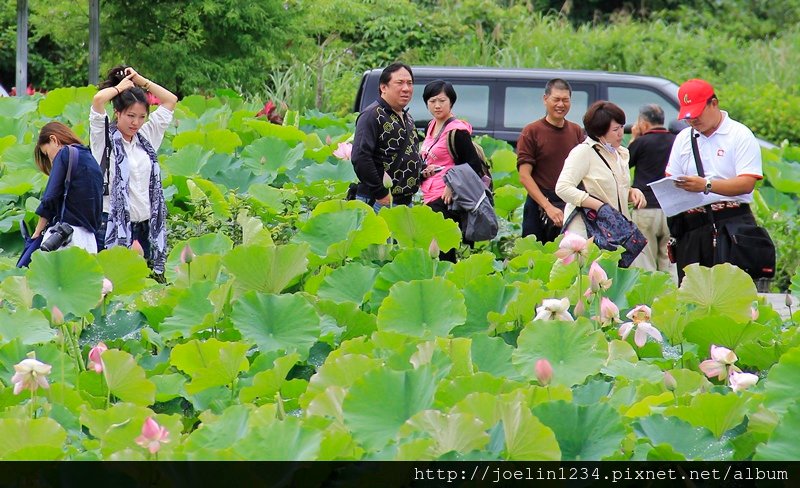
{"left": 591, "top": 146, "right": 625, "bottom": 212}
{"left": 100, "top": 116, "right": 111, "bottom": 191}
{"left": 423, "top": 117, "right": 455, "bottom": 164}
{"left": 689, "top": 129, "right": 718, "bottom": 251}
{"left": 58, "top": 145, "right": 78, "bottom": 223}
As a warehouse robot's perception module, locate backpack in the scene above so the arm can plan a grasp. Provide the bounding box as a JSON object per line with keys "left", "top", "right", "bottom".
{"left": 446, "top": 130, "right": 493, "bottom": 192}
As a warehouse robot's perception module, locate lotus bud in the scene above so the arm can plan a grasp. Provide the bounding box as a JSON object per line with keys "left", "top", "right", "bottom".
{"left": 102, "top": 278, "right": 113, "bottom": 298}
{"left": 382, "top": 172, "right": 393, "bottom": 189}
{"left": 663, "top": 371, "right": 677, "bottom": 392}
{"left": 180, "top": 244, "right": 194, "bottom": 264}
{"left": 786, "top": 294, "right": 793, "bottom": 308}
{"left": 535, "top": 359, "right": 553, "bottom": 386}
{"left": 51, "top": 306, "right": 64, "bottom": 326}
{"left": 428, "top": 238, "right": 440, "bottom": 258}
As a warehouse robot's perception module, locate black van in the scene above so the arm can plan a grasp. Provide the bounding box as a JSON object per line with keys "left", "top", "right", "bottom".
{"left": 354, "top": 66, "right": 692, "bottom": 146}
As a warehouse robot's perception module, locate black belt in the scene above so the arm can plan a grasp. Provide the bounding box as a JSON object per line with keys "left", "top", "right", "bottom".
{"left": 678, "top": 203, "right": 751, "bottom": 233}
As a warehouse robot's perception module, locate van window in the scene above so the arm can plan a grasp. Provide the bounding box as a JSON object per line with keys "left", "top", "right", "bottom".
{"left": 407, "top": 83, "right": 490, "bottom": 128}
{"left": 607, "top": 86, "right": 679, "bottom": 126}
{"left": 503, "top": 86, "right": 589, "bottom": 129}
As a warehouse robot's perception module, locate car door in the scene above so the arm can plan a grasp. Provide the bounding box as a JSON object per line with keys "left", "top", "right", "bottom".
{"left": 495, "top": 80, "right": 596, "bottom": 147}
{"left": 603, "top": 83, "right": 685, "bottom": 133}
{"left": 406, "top": 78, "right": 494, "bottom": 138}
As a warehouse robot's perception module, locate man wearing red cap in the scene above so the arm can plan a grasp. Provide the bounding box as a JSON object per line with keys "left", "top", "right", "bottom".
{"left": 665, "top": 79, "right": 763, "bottom": 281}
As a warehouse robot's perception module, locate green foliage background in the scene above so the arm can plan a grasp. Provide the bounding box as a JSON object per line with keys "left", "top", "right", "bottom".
{"left": 2, "top": 0, "right": 800, "bottom": 143}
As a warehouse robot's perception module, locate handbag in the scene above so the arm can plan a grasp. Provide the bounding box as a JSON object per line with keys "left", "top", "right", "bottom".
{"left": 688, "top": 130, "right": 776, "bottom": 279}
{"left": 564, "top": 203, "right": 647, "bottom": 268}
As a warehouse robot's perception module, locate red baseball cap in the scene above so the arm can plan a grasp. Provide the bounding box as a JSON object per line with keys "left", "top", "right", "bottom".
{"left": 678, "top": 79, "right": 715, "bottom": 119}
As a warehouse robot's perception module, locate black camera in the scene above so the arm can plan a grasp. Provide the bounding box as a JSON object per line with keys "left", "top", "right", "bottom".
{"left": 41, "top": 222, "right": 74, "bottom": 252}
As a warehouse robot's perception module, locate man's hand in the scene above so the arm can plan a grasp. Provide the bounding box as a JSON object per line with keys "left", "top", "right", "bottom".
{"left": 442, "top": 185, "right": 453, "bottom": 205}
{"left": 674, "top": 176, "right": 705, "bottom": 193}
{"left": 544, "top": 204, "right": 564, "bottom": 227}
{"left": 376, "top": 194, "right": 392, "bottom": 206}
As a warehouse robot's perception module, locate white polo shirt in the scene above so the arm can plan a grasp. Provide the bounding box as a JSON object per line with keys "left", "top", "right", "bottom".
{"left": 665, "top": 111, "right": 762, "bottom": 204}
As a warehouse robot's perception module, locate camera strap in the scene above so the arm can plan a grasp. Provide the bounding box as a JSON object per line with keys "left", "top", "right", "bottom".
{"left": 689, "top": 129, "right": 718, "bottom": 251}
{"left": 101, "top": 116, "right": 111, "bottom": 193}
{"left": 58, "top": 145, "right": 78, "bottom": 223}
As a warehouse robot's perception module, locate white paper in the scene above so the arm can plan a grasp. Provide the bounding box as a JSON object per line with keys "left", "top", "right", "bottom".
{"left": 648, "top": 176, "right": 726, "bottom": 217}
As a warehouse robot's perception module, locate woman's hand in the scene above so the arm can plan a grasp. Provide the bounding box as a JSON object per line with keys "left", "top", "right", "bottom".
{"left": 124, "top": 67, "right": 150, "bottom": 89}
{"left": 629, "top": 188, "right": 647, "bottom": 209}
{"left": 442, "top": 185, "right": 453, "bottom": 205}
{"left": 116, "top": 72, "right": 136, "bottom": 94}
{"left": 421, "top": 165, "right": 443, "bottom": 178}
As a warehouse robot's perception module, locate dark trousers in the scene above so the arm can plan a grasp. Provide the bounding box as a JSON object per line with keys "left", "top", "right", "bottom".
{"left": 671, "top": 205, "right": 756, "bottom": 282}
{"left": 427, "top": 197, "right": 473, "bottom": 263}
{"left": 521, "top": 191, "right": 565, "bottom": 243}
{"left": 131, "top": 220, "right": 152, "bottom": 261}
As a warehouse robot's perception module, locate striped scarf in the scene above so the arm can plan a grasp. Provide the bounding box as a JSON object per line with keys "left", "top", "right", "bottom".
{"left": 104, "top": 126, "right": 167, "bottom": 273}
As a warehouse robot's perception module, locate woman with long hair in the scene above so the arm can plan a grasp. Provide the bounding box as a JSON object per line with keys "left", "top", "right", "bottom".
{"left": 31, "top": 122, "right": 103, "bottom": 253}
{"left": 90, "top": 66, "right": 177, "bottom": 278}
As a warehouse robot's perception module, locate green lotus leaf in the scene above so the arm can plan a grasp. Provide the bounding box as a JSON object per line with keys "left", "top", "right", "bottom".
{"left": 664, "top": 392, "right": 749, "bottom": 439}
{"left": 239, "top": 352, "right": 299, "bottom": 404}
{"left": 651, "top": 291, "right": 688, "bottom": 345}
{"left": 0, "top": 308, "right": 56, "bottom": 345}
{"left": 471, "top": 334, "right": 523, "bottom": 380}
{"left": 376, "top": 278, "right": 466, "bottom": 338}
{"left": 599, "top": 261, "right": 642, "bottom": 310}
{"left": 234, "top": 416, "right": 322, "bottom": 460}
{"left": 764, "top": 345, "right": 800, "bottom": 415}
{"left": 493, "top": 185, "right": 527, "bottom": 220}
{"left": 315, "top": 299, "right": 377, "bottom": 341}
{"left": 237, "top": 211, "right": 274, "bottom": 247}
{"left": 101, "top": 349, "right": 156, "bottom": 406}
{"left": 301, "top": 353, "right": 381, "bottom": 411}
{"left": 754, "top": 402, "right": 800, "bottom": 460}
{"left": 486, "top": 280, "right": 546, "bottom": 335}
{"left": 81, "top": 309, "right": 146, "bottom": 347}
{"left": 633, "top": 415, "right": 734, "bottom": 460}
{"left": 96, "top": 246, "right": 152, "bottom": 297}
{"left": 186, "top": 178, "right": 230, "bottom": 218}
{"left": 317, "top": 262, "right": 379, "bottom": 305}
{"left": 434, "top": 372, "right": 520, "bottom": 409}
{"left": 231, "top": 291, "right": 320, "bottom": 359}
{"left": 247, "top": 183, "right": 299, "bottom": 214}
{"left": 223, "top": 243, "right": 309, "bottom": 294}
{"left": 626, "top": 272, "right": 676, "bottom": 308}
{"left": 342, "top": 366, "right": 437, "bottom": 451}
{"left": 532, "top": 400, "right": 625, "bottom": 461}
{"left": 572, "top": 378, "right": 613, "bottom": 405}
{"left": 171, "top": 338, "right": 250, "bottom": 395}
{"left": 151, "top": 373, "right": 187, "bottom": 403}
{"left": 0, "top": 168, "right": 41, "bottom": 196}
{"left": 243, "top": 119, "right": 307, "bottom": 144}
{"left": 0, "top": 417, "right": 67, "bottom": 460}
{"left": 736, "top": 342, "right": 782, "bottom": 371}
{"left": 401, "top": 410, "right": 489, "bottom": 457}
{"left": 182, "top": 404, "right": 252, "bottom": 456}
{"left": 240, "top": 136, "right": 305, "bottom": 179}
{"left": 498, "top": 397, "right": 561, "bottom": 460}
{"left": 683, "top": 315, "right": 773, "bottom": 361}
{"left": 28, "top": 247, "right": 104, "bottom": 317}
{"left": 370, "top": 248, "right": 451, "bottom": 309}
{"left": 0, "top": 134, "right": 16, "bottom": 156}
{"left": 294, "top": 208, "right": 389, "bottom": 262}
{"left": 444, "top": 252, "right": 497, "bottom": 288}
{"left": 762, "top": 157, "right": 800, "bottom": 194}
{"left": 161, "top": 144, "right": 213, "bottom": 177}
{"left": 456, "top": 274, "right": 518, "bottom": 336}
{"left": 0, "top": 341, "right": 77, "bottom": 394}
{"left": 317, "top": 427, "right": 361, "bottom": 461}
{"left": 299, "top": 160, "right": 355, "bottom": 183}
{"left": 379, "top": 205, "right": 462, "bottom": 252}
{"left": 601, "top": 359, "right": 664, "bottom": 382}
{"left": 0, "top": 96, "right": 39, "bottom": 118}
{"left": 678, "top": 264, "right": 757, "bottom": 323}
{"left": 176, "top": 94, "right": 224, "bottom": 117}
{"left": 172, "top": 128, "right": 242, "bottom": 154}
{"left": 157, "top": 281, "right": 216, "bottom": 340}
{"left": 512, "top": 318, "right": 608, "bottom": 387}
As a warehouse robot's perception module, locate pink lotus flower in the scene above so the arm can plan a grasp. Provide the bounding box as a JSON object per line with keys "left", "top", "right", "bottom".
{"left": 102, "top": 278, "right": 113, "bottom": 298}
{"left": 428, "top": 238, "right": 439, "bottom": 258}
{"left": 534, "top": 298, "right": 573, "bottom": 321}
{"left": 535, "top": 359, "right": 553, "bottom": 386}
{"left": 135, "top": 417, "right": 170, "bottom": 454}
{"left": 751, "top": 304, "right": 759, "bottom": 321}
{"left": 555, "top": 232, "right": 592, "bottom": 266}
{"left": 180, "top": 244, "right": 194, "bottom": 264}
{"left": 382, "top": 172, "right": 393, "bottom": 189}
{"left": 699, "top": 345, "right": 738, "bottom": 380}
{"left": 619, "top": 305, "right": 661, "bottom": 347}
{"left": 597, "top": 297, "right": 620, "bottom": 327}
{"left": 51, "top": 306, "right": 64, "bottom": 326}
{"left": 333, "top": 142, "right": 353, "bottom": 161}
{"left": 131, "top": 240, "right": 145, "bottom": 257}
{"left": 146, "top": 92, "right": 161, "bottom": 105}
{"left": 588, "top": 260, "right": 612, "bottom": 292}
{"left": 87, "top": 342, "right": 108, "bottom": 374}
{"left": 11, "top": 357, "right": 52, "bottom": 395}
{"left": 728, "top": 371, "right": 759, "bottom": 392}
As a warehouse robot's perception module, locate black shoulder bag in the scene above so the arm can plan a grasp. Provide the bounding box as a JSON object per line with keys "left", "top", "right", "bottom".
{"left": 689, "top": 130, "right": 775, "bottom": 279}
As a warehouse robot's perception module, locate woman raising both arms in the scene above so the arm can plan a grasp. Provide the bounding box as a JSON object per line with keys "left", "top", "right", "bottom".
{"left": 90, "top": 66, "right": 177, "bottom": 280}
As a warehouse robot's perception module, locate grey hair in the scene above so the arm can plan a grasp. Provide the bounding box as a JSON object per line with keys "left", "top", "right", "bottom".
{"left": 639, "top": 103, "right": 665, "bottom": 125}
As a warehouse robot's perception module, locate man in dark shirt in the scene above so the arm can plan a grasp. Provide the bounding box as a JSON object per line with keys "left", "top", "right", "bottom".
{"left": 628, "top": 103, "right": 677, "bottom": 280}
{"left": 351, "top": 62, "right": 422, "bottom": 211}
{"left": 517, "top": 78, "right": 584, "bottom": 242}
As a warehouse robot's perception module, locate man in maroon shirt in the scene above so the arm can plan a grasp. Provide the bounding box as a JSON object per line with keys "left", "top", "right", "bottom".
{"left": 517, "top": 79, "right": 584, "bottom": 242}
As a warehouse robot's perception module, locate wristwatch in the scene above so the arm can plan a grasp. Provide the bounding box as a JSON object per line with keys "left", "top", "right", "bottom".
{"left": 703, "top": 177, "right": 712, "bottom": 195}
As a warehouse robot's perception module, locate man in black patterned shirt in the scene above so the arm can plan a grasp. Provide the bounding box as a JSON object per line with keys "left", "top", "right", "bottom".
{"left": 351, "top": 62, "right": 422, "bottom": 210}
